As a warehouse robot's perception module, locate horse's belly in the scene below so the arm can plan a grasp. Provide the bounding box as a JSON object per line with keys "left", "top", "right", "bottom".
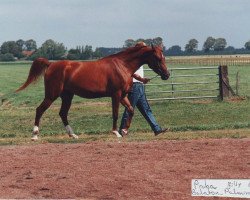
{"left": 65, "top": 82, "right": 111, "bottom": 98}
{"left": 74, "top": 89, "right": 110, "bottom": 98}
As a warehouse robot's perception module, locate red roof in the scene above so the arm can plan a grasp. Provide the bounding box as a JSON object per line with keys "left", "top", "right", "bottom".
{"left": 22, "top": 50, "right": 35, "bottom": 57}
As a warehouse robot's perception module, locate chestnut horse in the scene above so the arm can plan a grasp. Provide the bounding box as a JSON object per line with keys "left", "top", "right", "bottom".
{"left": 16, "top": 43, "right": 170, "bottom": 140}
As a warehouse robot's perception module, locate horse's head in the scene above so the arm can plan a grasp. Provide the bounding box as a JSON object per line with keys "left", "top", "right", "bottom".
{"left": 146, "top": 45, "right": 170, "bottom": 80}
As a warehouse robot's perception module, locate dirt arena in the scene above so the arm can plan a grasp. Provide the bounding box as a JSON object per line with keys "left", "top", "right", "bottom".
{"left": 0, "top": 138, "right": 249, "bottom": 200}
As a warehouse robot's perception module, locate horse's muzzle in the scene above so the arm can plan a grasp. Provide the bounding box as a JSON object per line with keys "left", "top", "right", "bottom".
{"left": 161, "top": 71, "right": 170, "bottom": 80}
{"left": 161, "top": 76, "right": 168, "bottom": 80}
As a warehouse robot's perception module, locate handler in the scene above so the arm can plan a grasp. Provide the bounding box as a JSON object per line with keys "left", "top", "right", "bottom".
{"left": 119, "top": 43, "right": 168, "bottom": 136}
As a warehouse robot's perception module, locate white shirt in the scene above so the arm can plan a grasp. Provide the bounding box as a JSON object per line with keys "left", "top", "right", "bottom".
{"left": 133, "top": 66, "right": 144, "bottom": 83}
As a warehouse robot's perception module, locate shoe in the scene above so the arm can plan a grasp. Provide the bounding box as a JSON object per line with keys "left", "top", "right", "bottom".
{"left": 154, "top": 128, "right": 170, "bottom": 136}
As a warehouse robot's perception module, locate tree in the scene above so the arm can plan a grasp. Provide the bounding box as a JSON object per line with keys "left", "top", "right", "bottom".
{"left": 143, "top": 39, "right": 153, "bottom": 46}
{"left": 244, "top": 40, "right": 250, "bottom": 50}
{"left": 16, "top": 39, "right": 25, "bottom": 51}
{"left": 93, "top": 48, "right": 103, "bottom": 58}
{"left": 166, "top": 45, "right": 182, "bottom": 55}
{"left": 203, "top": 36, "right": 215, "bottom": 52}
{"left": 42, "top": 39, "right": 66, "bottom": 59}
{"left": 67, "top": 48, "right": 81, "bottom": 60}
{"left": 81, "top": 45, "right": 93, "bottom": 60}
{"left": 213, "top": 38, "right": 227, "bottom": 51}
{"left": 0, "top": 53, "right": 15, "bottom": 61}
{"left": 153, "top": 37, "right": 163, "bottom": 46}
{"left": 124, "top": 39, "right": 136, "bottom": 48}
{"left": 0, "top": 41, "right": 22, "bottom": 58}
{"left": 225, "top": 46, "right": 235, "bottom": 52}
{"left": 96, "top": 47, "right": 123, "bottom": 57}
{"left": 25, "top": 39, "right": 37, "bottom": 51}
{"left": 185, "top": 39, "right": 198, "bottom": 53}
{"left": 125, "top": 37, "right": 164, "bottom": 47}
{"left": 66, "top": 45, "right": 94, "bottom": 60}
{"left": 135, "top": 38, "right": 146, "bottom": 44}
{"left": 30, "top": 39, "right": 66, "bottom": 60}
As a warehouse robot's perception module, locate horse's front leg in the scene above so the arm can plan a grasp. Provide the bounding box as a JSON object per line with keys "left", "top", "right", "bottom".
{"left": 120, "top": 95, "right": 134, "bottom": 116}
{"left": 120, "top": 95, "right": 134, "bottom": 133}
{"left": 111, "top": 94, "right": 122, "bottom": 138}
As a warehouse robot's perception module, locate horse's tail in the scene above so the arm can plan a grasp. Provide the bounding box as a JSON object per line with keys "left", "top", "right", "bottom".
{"left": 16, "top": 58, "right": 51, "bottom": 92}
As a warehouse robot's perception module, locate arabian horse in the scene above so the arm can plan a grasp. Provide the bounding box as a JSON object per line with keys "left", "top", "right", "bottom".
{"left": 16, "top": 43, "right": 170, "bottom": 140}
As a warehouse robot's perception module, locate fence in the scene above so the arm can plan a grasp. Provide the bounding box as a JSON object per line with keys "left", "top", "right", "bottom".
{"left": 166, "top": 56, "right": 250, "bottom": 66}
{"left": 144, "top": 66, "right": 231, "bottom": 101}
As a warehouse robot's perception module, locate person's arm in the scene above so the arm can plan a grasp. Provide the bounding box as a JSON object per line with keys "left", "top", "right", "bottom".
{"left": 132, "top": 74, "right": 150, "bottom": 84}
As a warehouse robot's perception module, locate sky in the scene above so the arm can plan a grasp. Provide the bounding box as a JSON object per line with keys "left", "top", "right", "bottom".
{"left": 0, "top": 0, "right": 250, "bottom": 50}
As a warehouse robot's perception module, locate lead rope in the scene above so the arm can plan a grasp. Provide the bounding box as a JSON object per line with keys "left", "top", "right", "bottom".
{"left": 149, "top": 74, "right": 159, "bottom": 80}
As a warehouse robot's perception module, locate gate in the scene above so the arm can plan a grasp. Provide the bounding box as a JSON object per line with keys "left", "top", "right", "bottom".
{"left": 144, "top": 66, "right": 230, "bottom": 101}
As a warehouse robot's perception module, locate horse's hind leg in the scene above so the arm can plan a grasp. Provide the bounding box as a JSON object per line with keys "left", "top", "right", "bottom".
{"left": 59, "top": 91, "right": 78, "bottom": 139}
{"left": 32, "top": 98, "right": 54, "bottom": 140}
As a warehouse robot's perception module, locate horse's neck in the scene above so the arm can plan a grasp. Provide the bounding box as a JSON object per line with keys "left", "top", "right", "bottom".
{"left": 111, "top": 58, "right": 139, "bottom": 77}
{"left": 119, "top": 49, "right": 148, "bottom": 75}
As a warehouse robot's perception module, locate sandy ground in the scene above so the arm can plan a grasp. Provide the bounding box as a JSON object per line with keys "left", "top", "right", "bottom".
{"left": 0, "top": 138, "right": 249, "bottom": 200}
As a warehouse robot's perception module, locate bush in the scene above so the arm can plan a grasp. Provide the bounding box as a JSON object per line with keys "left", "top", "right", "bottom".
{"left": 67, "top": 53, "right": 81, "bottom": 60}
{"left": 0, "top": 53, "right": 15, "bottom": 61}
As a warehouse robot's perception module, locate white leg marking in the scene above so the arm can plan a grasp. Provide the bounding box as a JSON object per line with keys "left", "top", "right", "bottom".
{"left": 66, "top": 125, "right": 78, "bottom": 139}
{"left": 31, "top": 126, "right": 39, "bottom": 141}
{"left": 33, "top": 126, "right": 39, "bottom": 133}
{"left": 66, "top": 125, "right": 74, "bottom": 134}
{"left": 112, "top": 130, "right": 122, "bottom": 138}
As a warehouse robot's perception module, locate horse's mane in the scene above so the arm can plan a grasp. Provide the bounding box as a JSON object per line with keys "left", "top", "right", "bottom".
{"left": 102, "top": 45, "right": 148, "bottom": 60}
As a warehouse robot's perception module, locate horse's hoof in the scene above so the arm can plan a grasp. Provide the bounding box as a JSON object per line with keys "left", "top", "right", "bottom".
{"left": 31, "top": 134, "right": 38, "bottom": 141}
{"left": 69, "top": 133, "right": 79, "bottom": 139}
{"left": 112, "top": 130, "right": 122, "bottom": 138}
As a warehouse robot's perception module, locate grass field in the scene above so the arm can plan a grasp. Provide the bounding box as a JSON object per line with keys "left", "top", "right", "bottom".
{"left": 0, "top": 61, "right": 249, "bottom": 145}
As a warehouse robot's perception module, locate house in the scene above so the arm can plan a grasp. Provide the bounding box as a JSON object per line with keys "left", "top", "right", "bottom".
{"left": 22, "top": 50, "right": 35, "bottom": 57}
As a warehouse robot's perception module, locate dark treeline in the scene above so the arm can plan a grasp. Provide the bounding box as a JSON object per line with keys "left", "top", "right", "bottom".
{"left": 165, "top": 46, "right": 250, "bottom": 56}
{"left": 0, "top": 37, "right": 250, "bottom": 61}
{"left": 166, "top": 37, "right": 250, "bottom": 56}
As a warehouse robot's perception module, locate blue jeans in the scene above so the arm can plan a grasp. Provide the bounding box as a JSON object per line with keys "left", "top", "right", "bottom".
{"left": 120, "top": 82, "right": 162, "bottom": 132}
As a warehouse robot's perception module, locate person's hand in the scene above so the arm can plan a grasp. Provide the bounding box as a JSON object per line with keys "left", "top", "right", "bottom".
{"left": 142, "top": 78, "right": 150, "bottom": 84}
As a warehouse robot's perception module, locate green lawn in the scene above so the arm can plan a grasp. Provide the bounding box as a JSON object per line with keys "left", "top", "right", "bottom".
{"left": 0, "top": 62, "right": 249, "bottom": 143}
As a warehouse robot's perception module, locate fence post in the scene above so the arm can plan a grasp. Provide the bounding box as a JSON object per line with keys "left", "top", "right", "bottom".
{"left": 236, "top": 71, "right": 240, "bottom": 96}
{"left": 218, "top": 65, "right": 229, "bottom": 100}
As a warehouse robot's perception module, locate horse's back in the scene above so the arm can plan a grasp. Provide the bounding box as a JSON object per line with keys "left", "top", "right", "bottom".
{"left": 46, "top": 60, "right": 112, "bottom": 98}
{"left": 45, "top": 60, "right": 102, "bottom": 82}
{"left": 44, "top": 59, "right": 130, "bottom": 98}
